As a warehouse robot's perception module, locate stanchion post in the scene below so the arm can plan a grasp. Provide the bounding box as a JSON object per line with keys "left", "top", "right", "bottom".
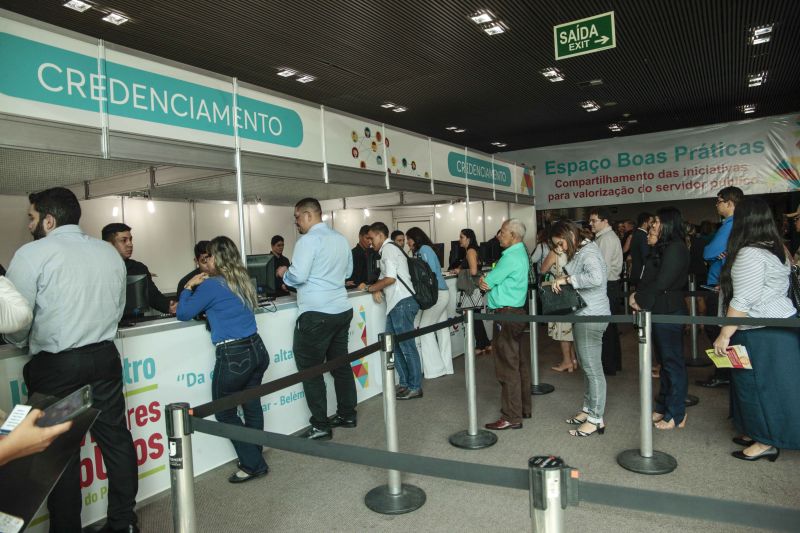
{"left": 617, "top": 311, "right": 677, "bottom": 475}
{"left": 528, "top": 456, "right": 579, "bottom": 533}
{"left": 365, "top": 333, "right": 426, "bottom": 514}
{"left": 685, "top": 273, "right": 711, "bottom": 369}
{"left": 529, "top": 286, "right": 554, "bottom": 395}
{"left": 449, "top": 308, "right": 498, "bottom": 449}
{"left": 622, "top": 266, "right": 630, "bottom": 315}
{"left": 166, "top": 402, "right": 197, "bottom": 533}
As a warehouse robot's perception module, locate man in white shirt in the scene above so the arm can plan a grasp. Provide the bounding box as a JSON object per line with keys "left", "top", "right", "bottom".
{"left": 4, "top": 187, "right": 139, "bottom": 533}
{"left": 366, "top": 222, "right": 423, "bottom": 400}
{"left": 589, "top": 207, "right": 623, "bottom": 375}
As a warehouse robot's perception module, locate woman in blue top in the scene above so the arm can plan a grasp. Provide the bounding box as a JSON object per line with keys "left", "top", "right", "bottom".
{"left": 406, "top": 227, "right": 453, "bottom": 378}
{"left": 177, "top": 236, "right": 270, "bottom": 483}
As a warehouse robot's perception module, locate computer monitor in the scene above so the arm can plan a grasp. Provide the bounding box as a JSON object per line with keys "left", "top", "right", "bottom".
{"left": 448, "top": 240, "right": 465, "bottom": 270}
{"left": 124, "top": 274, "right": 149, "bottom": 318}
{"left": 246, "top": 254, "right": 276, "bottom": 296}
{"left": 431, "top": 243, "right": 445, "bottom": 268}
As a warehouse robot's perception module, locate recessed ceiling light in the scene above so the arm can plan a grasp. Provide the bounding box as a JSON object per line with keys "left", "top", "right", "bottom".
{"left": 296, "top": 75, "right": 316, "bottom": 83}
{"left": 748, "top": 71, "right": 767, "bottom": 87}
{"left": 64, "top": 0, "right": 91, "bottom": 12}
{"left": 749, "top": 24, "right": 773, "bottom": 45}
{"left": 483, "top": 22, "right": 507, "bottom": 36}
{"left": 739, "top": 104, "right": 756, "bottom": 114}
{"left": 469, "top": 10, "right": 495, "bottom": 24}
{"left": 541, "top": 67, "right": 564, "bottom": 82}
{"left": 277, "top": 68, "right": 296, "bottom": 77}
{"left": 392, "top": 106, "right": 407, "bottom": 113}
{"left": 454, "top": 129, "right": 466, "bottom": 133}
{"left": 608, "top": 123, "right": 623, "bottom": 132}
{"left": 580, "top": 100, "right": 601, "bottom": 112}
{"left": 446, "top": 126, "right": 458, "bottom": 130}
{"left": 491, "top": 142, "right": 507, "bottom": 148}
{"left": 381, "top": 102, "right": 395, "bottom": 108}
{"left": 102, "top": 12, "right": 128, "bottom": 25}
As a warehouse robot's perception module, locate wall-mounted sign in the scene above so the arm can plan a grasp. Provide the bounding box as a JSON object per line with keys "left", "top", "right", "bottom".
{"left": 554, "top": 11, "right": 616, "bottom": 60}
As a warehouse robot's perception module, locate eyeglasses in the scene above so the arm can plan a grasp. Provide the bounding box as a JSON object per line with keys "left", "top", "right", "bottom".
{"left": 198, "top": 255, "right": 211, "bottom": 263}
{"left": 715, "top": 198, "right": 726, "bottom": 205}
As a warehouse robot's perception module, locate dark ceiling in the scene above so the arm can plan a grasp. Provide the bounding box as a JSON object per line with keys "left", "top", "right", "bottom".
{"left": 2, "top": 0, "right": 799, "bottom": 153}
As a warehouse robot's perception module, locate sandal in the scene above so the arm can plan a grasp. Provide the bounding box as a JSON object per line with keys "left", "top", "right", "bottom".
{"left": 652, "top": 412, "right": 665, "bottom": 423}
{"left": 569, "top": 421, "right": 605, "bottom": 437}
{"left": 551, "top": 362, "right": 575, "bottom": 373}
{"left": 565, "top": 412, "right": 588, "bottom": 425}
{"left": 654, "top": 413, "right": 687, "bottom": 430}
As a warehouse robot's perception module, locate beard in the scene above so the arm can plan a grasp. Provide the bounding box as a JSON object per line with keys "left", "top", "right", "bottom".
{"left": 31, "top": 219, "right": 47, "bottom": 240}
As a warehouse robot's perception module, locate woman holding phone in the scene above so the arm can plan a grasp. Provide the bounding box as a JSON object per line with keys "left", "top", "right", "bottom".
{"left": 177, "top": 236, "right": 270, "bottom": 483}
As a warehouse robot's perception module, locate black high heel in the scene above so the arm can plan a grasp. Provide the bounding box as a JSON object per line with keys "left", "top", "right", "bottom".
{"left": 565, "top": 413, "right": 588, "bottom": 425}
{"left": 569, "top": 422, "right": 605, "bottom": 437}
{"left": 732, "top": 436, "right": 756, "bottom": 447}
{"left": 731, "top": 446, "right": 779, "bottom": 462}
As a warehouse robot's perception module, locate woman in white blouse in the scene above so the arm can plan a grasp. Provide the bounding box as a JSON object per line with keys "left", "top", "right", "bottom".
{"left": 713, "top": 198, "right": 800, "bottom": 462}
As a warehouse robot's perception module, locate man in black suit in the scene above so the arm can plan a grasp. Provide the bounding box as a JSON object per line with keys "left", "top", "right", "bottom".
{"left": 346, "top": 225, "right": 378, "bottom": 289}
{"left": 628, "top": 212, "right": 653, "bottom": 287}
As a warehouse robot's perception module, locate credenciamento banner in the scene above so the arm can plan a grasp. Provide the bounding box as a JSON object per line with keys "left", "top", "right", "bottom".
{"left": 505, "top": 113, "right": 800, "bottom": 208}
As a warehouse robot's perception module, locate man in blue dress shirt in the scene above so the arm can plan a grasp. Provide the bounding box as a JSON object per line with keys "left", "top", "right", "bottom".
{"left": 276, "top": 198, "right": 355, "bottom": 440}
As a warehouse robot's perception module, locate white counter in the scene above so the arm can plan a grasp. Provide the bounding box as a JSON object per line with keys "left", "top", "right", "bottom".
{"left": 0, "top": 275, "right": 487, "bottom": 530}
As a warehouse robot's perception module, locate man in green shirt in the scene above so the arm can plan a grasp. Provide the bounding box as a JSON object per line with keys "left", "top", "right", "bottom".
{"left": 479, "top": 219, "right": 531, "bottom": 430}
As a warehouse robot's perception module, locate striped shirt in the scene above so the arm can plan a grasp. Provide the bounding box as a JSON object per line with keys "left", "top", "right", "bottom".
{"left": 728, "top": 247, "right": 796, "bottom": 327}
{"left": 565, "top": 241, "right": 610, "bottom": 317}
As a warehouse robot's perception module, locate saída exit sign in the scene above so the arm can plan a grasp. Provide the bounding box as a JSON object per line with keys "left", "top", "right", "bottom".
{"left": 554, "top": 11, "right": 616, "bottom": 60}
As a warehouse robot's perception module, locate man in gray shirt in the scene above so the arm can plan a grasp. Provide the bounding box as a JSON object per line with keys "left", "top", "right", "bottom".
{"left": 589, "top": 207, "right": 623, "bottom": 375}
{"left": 4, "top": 187, "right": 139, "bottom": 533}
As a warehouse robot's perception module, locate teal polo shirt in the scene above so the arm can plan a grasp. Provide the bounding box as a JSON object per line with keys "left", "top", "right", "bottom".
{"left": 484, "top": 241, "right": 529, "bottom": 309}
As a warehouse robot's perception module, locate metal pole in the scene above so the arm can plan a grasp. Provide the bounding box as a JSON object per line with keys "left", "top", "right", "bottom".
{"left": 529, "top": 456, "right": 579, "bottom": 533}
{"left": 617, "top": 311, "right": 677, "bottom": 474}
{"left": 622, "top": 265, "right": 630, "bottom": 315}
{"left": 530, "top": 286, "right": 554, "bottom": 395}
{"left": 449, "top": 309, "right": 497, "bottom": 449}
{"left": 365, "top": 333, "right": 426, "bottom": 514}
{"left": 166, "top": 403, "right": 197, "bottom": 533}
{"left": 686, "top": 274, "right": 711, "bottom": 369}
{"left": 231, "top": 77, "right": 247, "bottom": 263}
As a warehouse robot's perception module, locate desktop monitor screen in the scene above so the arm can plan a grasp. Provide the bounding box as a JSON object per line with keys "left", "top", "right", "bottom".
{"left": 448, "top": 240, "right": 465, "bottom": 270}
{"left": 124, "top": 274, "right": 149, "bottom": 318}
{"left": 246, "top": 254, "right": 276, "bottom": 296}
{"left": 431, "top": 243, "right": 445, "bottom": 268}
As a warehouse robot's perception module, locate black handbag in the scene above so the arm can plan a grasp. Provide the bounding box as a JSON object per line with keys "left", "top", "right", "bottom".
{"left": 538, "top": 282, "right": 586, "bottom": 315}
{"left": 789, "top": 264, "right": 800, "bottom": 316}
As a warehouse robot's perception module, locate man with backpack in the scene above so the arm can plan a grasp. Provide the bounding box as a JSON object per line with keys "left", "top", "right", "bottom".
{"left": 367, "top": 221, "right": 424, "bottom": 400}
{"left": 479, "top": 219, "right": 531, "bottom": 430}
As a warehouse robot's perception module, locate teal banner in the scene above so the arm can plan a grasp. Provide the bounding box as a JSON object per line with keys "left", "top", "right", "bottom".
{"left": 0, "top": 33, "right": 303, "bottom": 147}
{"left": 447, "top": 152, "right": 512, "bottom": 186}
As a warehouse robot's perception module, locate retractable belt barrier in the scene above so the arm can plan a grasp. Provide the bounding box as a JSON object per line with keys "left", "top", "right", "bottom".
{"left": 474, "top": 312, "right": 800, "bottom": 327}
{"left": 183, "top": 415, "right": 800, "bottom": 532}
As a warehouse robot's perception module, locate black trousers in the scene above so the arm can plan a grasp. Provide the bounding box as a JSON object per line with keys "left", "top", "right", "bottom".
{"left": 23, "top": 342, "right": 138, "bottom": 532}
{"left": 293, "top": 309, "right": 355, "bottom": 429}
{"left": 601, "top": 280, "right": 623, "bottom": 374}
{"left": 703, "top": 292, "right": 731, "bottom": 380}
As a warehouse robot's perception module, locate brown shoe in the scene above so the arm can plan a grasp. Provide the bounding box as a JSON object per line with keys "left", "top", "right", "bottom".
{"left": 484, "top": 418, "right": 522, "bottom": 430}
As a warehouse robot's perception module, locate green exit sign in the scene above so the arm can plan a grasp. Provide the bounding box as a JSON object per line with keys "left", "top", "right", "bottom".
{"left": 554, "top": 11, "right": 616, "bottom": 60}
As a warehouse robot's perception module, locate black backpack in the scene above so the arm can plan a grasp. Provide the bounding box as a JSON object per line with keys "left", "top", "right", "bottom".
{"left": 390, "top": 242, "right": 439, "bottom": 310}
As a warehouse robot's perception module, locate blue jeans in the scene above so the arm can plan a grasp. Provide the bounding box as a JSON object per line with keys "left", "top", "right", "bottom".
{"left": 386, "top": 296, "right": 422, "bottom": 391}
{"left": 213, "top": 333, "right": 270, "bottom": 475}
{"left": 573, "top": 321, "right": 607, "bottom": 424}
{"left": 653, "top": 316, "right": 687, "bottom": 424}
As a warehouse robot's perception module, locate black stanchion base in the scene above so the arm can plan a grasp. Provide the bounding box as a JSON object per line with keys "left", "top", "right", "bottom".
{"left": 449, "top": 429, "right": 498, "bottom": 449}
{"left": 685, "top": 358, "right": 712, "bottom": 367}
{"left": 685, "top": 394, "right": 699, "bottom": 407}
{"left": 531, "top": 383, "right": 555, "bottom": 395}
{"left": 617, "top": 449, "right": 677, "bottom": 475}
{"left": 365, "top": 483, "right": 426, "bottom": 515}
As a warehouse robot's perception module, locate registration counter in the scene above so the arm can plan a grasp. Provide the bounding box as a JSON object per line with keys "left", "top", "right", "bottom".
{"left": 0, "top": 275, "right": 483, "bottom": 529}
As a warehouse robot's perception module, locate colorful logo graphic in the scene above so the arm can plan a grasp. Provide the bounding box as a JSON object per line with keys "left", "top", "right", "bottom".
{"left": 521, "top": 166, "right": 534, "bottom": 195}
{"left": 350, "top": 305, "right": 369, "bottom": 388}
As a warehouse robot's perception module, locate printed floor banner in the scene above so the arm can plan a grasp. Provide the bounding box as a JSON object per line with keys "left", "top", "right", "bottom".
{"left": 505, "top": 113, "right": 800, "bottom": 208}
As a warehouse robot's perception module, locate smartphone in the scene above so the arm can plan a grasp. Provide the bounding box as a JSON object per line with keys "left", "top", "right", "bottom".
{"left": 35, "top": 385, "right": 93, "bottom": 427}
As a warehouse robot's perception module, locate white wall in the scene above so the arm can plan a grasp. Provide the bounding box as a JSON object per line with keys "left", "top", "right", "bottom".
{"left": 331, "top": 208, "right": 393, "bottom": 248}
{"left": 247, "top": 204, "right": 298, "bottom": 258}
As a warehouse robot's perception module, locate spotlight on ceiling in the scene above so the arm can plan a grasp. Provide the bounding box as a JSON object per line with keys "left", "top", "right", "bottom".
{"left": 454, "top": 128, "right": 466, "bottom": 133}
{"left": 747, "top": 71, "right": 767, "bottom": 87}
{"left": 749, "top": 24, "right": 773, "bottom": 45}
{"left": 491, "top": 142, "right": 507, "bottom": 147}
{"left": 608, "top": 123, "right": 623, "bottom": 133}
{"left": 296, "top": 75, "right": 316, "bottom": 83}
{"left": 483, "top": 22, "right": 507, "bottom": 35}
{"left": 469, "top": 10, "right": 495, "bottom": 24}
{"left": 580, "top": 100, "right": 601, "bottom": 112}
{"left": 392, "top": 106, "right": 407, "bottom": 113}
{"left": 102, "top": 12, "right": 128, "bottom": 25}
{"left": 276, "top": 68, "right": 296, "bottom": 77}
{"left": 64, "top": 0, "right": 91, "bottom": 12}
{"left": 381, "top": 102, "right": 395, "bottom": 108}
{"left": 739, "top": 104, "right": 756, "bottom": 114}
{"left": 541, "top": 67, "right": 564, "bottom": 82}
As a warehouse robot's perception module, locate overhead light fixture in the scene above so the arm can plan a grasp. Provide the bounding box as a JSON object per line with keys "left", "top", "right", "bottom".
{"left": 469, "top": 10, "right": 495, "bottom": 24}
{"left": 435, "top": 212, "right": 442, "bottom": 219}
{"left": 64, "top": 0, "right": 91, "bottom": 12}
{"left": 608, "top": 123, "right": 623, "bottom": 132}
{"left": 739, "top": 104, "right": 756, "bottom": 114}
{"left": 392, "top": 106, "right": 407, "bottom": 113}
{"left": 111, "top": 206, "right": 119, "bottom": 217}
{"left": 256, "top": 198, "right": 265, "bottom": 214}
{"left": 749, "top": 24, "right": 773, "bottom": 45}
{"left": 482, "top": 22, "right": 507, "bottom": 35}
{"left": 541, "top": 67, "right": 565, "bottom": 82}
{"left": 296, "top": 75, "right": 316, "bottom": 83}
{"left": 363, "top": 208, "right": 370, "bottom": 217}
{"left": 454, "top": 128, "right": 466, "bottom": 133}
{"left": 580, "top": 100, "right": 601, "bottom": 112}
{"left": 748, "top": 71, "right": 767, "bottom": 87}
{"left": 446, "top": 126, "right": 458, "bottom": 130}
{"left": 147, "top": 200, "right": 156, "bottom": 213}
{"left": 381, "top": 102, "right": 395, "bottom": 108}
{"left": 322, "top": 214, "right": 330, "bottom": 222}
{"left": 224, "top": 208, "right": 230, "bottom": 218}
{"left": 102, "top": 12, "right": 128, "bottom": 25}
{"left": 277, "top": 68, "right": 296, "bottom": 77}
{"left": 491, "top": 142, "right": 507, "bottom": 147}
{"left": 448, "top": 204, "right": 454, "bottom": 214}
